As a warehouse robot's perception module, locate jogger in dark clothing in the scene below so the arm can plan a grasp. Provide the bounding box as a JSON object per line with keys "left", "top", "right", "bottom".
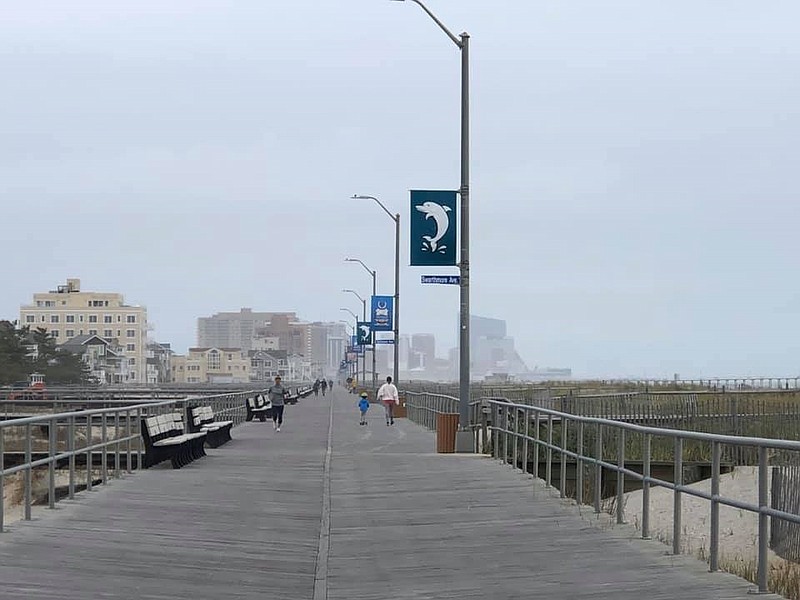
{"left": 268, "top": 376, "right": 287, "bottom": 431}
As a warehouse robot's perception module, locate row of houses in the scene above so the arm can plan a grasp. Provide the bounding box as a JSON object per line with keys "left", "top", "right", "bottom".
{"left": 58, "top": 335, "right": 317, "bottom": 384}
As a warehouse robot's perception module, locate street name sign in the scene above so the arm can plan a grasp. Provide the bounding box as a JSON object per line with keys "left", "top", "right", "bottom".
{"left": 421, "top": 275, "right": 461, "bottom": 285}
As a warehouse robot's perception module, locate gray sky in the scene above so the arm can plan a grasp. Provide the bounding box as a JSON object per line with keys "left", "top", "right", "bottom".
{"left": 2, "top": 1, "right": 799, "bottom": 379}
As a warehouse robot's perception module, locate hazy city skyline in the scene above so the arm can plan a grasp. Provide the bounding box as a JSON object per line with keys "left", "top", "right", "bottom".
{"left": 3, "top": 1, "right": 799, "bottom": 379}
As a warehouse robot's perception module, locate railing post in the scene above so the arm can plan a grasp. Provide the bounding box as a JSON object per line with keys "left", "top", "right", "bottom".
{"left": 480, "top": 404, "right": 488, "bottom": 454}
{"left": 48, "top": 417, "right": 56, "bottom": 509}
{"left": 86, "top": 414, "right": 93, "bottom": 491}
{"left": 101, "top": 412, "right": 108, "bottom": 485}
{"left": 505, "top": 405, "right": 513, "bottom": 465}
{"left": 126, "top": 408, "right": 132, "bottom": 474}
{"left": 642, "top": 433, "right": 651, "bottom": 539}
{"left": 710, "top": 440, "right": 720, "bottom": 572}
{"left": 24, "top": 423, "right": 32, "bottom": 520}
{"left": 616, "top": 428, "right": 625, "bottom": 524}
{"left": 673, "top": 437, "right": 683, "bottom": 554}
{"left": 757, "top": 446, "right": 769, "bottom": 593}
{"left": 523, "top": 407, "right": 529, "bottom": 476}
{"left": 136, "top": 407, "right": 143, "bottom": 471}
{"left": 533, "top": 412, "right": 540, "bottom": 480}
{"left": 492, "top": 403, "right": 499, "bottom": 460}
{"left": 594, "top": 423, "right": 602, "bottom": 514}
{"left": 114, "top": 410, "right": 121, "bottom": 479}
{"left": 546, "top": 414, "right": 553, "bottom": 488}
{"left": 0, "top": 426, "right": 5, "bottom": 532}
{"left": 560, "top": 417, "right": 568, "bottom": 499}
{"left": 68, "top": 415, "right": 75, "bottom": 500}
{"left": 577, "top": 420, "right": 584, "bottom": 506}
{"left": 512, "top": 407, "right": 519, "bottom": 470}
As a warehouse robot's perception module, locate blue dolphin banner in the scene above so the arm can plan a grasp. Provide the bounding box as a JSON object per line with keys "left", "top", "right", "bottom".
{"left": 356, "top": 321, "right": 373, "bottom": 346}
{"left": 371, "top": 295, "right": 394, "bottom": 331}
{"left": 410, "top": 190, "right": 457, "bottom": 266}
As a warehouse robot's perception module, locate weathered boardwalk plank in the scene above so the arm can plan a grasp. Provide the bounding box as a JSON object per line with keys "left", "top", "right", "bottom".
{"left": 0, "top": 390, "right": 780, "bottom": 599}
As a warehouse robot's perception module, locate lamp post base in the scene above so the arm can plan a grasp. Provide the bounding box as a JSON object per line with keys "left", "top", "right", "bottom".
{"left": 455, "top": 430, "right": 475, "bottom": 453}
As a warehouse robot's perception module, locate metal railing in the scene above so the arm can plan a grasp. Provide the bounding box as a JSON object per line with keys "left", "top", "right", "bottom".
{"left": 477, "top": 397, "right": 800, "bottom": 594}
{"left": 404, "top": 391, "right": 459, "bottom": 430}
{"left": 0, "top": 389, "right": 262, "bottom": 532}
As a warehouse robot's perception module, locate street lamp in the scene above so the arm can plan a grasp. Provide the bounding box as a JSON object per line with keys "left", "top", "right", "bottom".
{"left": 352, "top": 194, "right": 400, "bottom": 387}
{"left": 343, "top": 289, "right": 368, "bottom": 385}
{"left": 392, "top": 0, "right": 471, "bottom": 437}
{"left": 342, "top": 289, "right": 367, "bottom": 321}
{"left": 340, "top": 305, "right": 364, "bottom": 385}
{"left": 345, "top": 258, "right": 378, "bottom": 388}
{"left": 338, "top": 320, "right": 355, "bottom": 379}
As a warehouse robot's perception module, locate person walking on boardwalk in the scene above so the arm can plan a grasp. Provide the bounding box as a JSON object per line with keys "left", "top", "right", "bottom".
{"left": 268, "top": 375, "right": 288, "bottom": 432}
{"left": 313, "top": 379, "right": 320, "bottom": 397}
{"left": 358, "top": 392, "right": 370, "bottom": 426}
{"left": 377, "top": 376, "right": 399, "bottom": 426}
{"left": 321, "top": 378, "right": 328, "bottom": 396}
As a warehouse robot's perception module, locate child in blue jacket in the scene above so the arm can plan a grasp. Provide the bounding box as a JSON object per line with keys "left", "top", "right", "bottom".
{"left": 358, "top": 392, "right": 370, "bottom": 426}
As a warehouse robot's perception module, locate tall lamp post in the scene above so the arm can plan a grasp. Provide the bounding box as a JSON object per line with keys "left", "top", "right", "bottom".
{"left": 345, "top": 257, "right": 378, "bottom": 388}
{"left": 340, "top": 306, "right": 363, "bottom": 385}
{"left": 352, "top": 194, "right": 400, "bottom": 387}
{"left": 393, "top": 0, "right": 471, "bottom": 435}
{"left": 343, "top": 289, "right": 369, "bottom": 387}
{"left": 338, "top": 320, "right": 354, "bottom": 380}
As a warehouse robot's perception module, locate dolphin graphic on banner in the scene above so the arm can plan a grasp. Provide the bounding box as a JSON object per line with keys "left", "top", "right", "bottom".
{"left": 415, "top": 201, "right": 452, "bottom": 254}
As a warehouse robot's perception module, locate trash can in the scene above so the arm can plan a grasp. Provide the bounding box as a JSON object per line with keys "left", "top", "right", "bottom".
{"left": 394, "top": 394, "right": 407, "bottom": 419}
{"left": 436, "top": 413, "right": 460, "bottom": 453}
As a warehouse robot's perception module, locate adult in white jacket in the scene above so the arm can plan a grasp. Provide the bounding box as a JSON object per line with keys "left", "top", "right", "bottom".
{"left": 377, "top": 376, "right": 399, "bottom": 426}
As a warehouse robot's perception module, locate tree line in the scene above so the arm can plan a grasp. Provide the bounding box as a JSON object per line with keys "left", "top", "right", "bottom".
{"left": 0, "top": 320, "right": 91, "bottom": 386}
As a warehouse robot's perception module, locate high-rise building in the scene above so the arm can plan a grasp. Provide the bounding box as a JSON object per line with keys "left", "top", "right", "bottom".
{"left": 411, "top": 333, "right": 436, "bottom": 369}
{"left": 19, "top": 279, "right": 148, "bottom": 383}
{"left": 464, "top": 314, "right": 528, "bottom": 379}
{"left": 198, "top": 309, "right": 336, "bottom": 373}
{"left": 197, "top": 308, "right": 296, "bottom": 352}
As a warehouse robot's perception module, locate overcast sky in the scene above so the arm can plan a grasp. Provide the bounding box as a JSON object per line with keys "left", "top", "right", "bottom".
{"left": 2, "top": 1, "right": 799, "bottom": 379}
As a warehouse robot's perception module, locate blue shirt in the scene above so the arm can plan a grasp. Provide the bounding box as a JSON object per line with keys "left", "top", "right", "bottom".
{"left": 358, "top": 398, "right": 369, "bottom": 412}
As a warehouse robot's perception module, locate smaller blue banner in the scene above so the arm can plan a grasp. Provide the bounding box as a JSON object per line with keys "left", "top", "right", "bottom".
{"left": 371, "top": 295, "right": 394, "bottom": 331}
{"left": 375, "top": 339, "right": 395, "bottom": 345}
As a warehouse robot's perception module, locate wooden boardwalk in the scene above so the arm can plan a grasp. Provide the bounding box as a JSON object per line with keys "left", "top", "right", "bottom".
{"left": 0, "top": 389, "right": 778, "bottom": 599}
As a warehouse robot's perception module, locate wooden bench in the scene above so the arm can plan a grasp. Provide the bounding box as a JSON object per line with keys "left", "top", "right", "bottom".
{"left": 140, "top": 412, "right": 207, "bottom": 469}
{"left": 245, "top": 394, "right": 272, "bottom": 421}
{"left": 186, "top": 405, "right": 234, "bottom": 448}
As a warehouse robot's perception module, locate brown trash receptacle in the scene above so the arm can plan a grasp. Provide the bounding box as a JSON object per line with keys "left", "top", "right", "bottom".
{"left": 394, "top": 395, "right": 407, "bottom": 419}
{"left": 436, "top": 413, "right": 460, "bottom": 453}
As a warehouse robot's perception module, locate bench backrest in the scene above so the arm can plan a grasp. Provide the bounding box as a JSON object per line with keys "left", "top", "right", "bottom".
{"left": 143, "top": 412, "right": 185, "bottom": 443}
{"left": 247, "top": 394, "right": 270, "bottom": 410}
{"left": 189, "top": 405, "right": 216, "bottom": 428}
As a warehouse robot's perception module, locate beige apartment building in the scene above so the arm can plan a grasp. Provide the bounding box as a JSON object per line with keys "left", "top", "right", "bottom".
{"left": 19, "top": 278, "right": 148, "bottom": 383}
{"left": 171, "top": 347, "right": 250, "bottom": 384}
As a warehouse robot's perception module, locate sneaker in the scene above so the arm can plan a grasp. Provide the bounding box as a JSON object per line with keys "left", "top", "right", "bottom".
{"left": 276, "top": 427, "right": 281, "bottom": 432}
{"left": 391, "top": 420, "right": 394, "bottom": 425}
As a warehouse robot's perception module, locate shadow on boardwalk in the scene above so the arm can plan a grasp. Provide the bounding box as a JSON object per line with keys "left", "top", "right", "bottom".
{"left": 0, "top": 390, "right": 780, "bottom": 599}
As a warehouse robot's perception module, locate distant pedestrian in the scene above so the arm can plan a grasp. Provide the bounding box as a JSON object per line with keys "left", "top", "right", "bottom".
{"left": 377, "top": 376, "right": 399, "bottom": 426}
{"left": 321, "top": 379, "right": 328, "bottom": 396}
{"left": 329, "top": 379, "right": 334, "bottom": 390}
{"left": 313, "top": 379, "right": 320, "bottom": 397}
{"left": 358, "top": 392, "right": 370, "bottom": 425}
{"left": 268, "top": 375, "right": 288, "bottom": 432}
